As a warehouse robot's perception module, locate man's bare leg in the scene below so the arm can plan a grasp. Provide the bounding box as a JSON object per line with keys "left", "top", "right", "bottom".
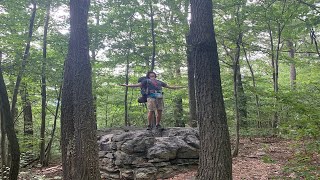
{"left": 156, "top": 110, "right": 162, "bottom": 126}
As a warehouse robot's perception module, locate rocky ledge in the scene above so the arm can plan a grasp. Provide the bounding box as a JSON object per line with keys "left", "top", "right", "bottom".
{"left": 97, "top": 127, "right": 199, "bottom": 180}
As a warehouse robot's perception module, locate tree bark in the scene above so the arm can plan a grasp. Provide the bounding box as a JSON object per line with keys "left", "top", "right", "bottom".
{"left": 91, "top": 2, "right": 100, "bottom": 122}
{"left": 0, "top": 60, "right": 20, "bottom": 180}
{"left": 186, "top": 35, "right": 197, "bottom": 127}
{"left": 174, "top": 68, "right": 184, "bottom": 127}
{"left": 1, "top": 108, "right": 7, "bottom": 168}
{"left": 232, "top": 31, "right": 242, "bottom": 157}
{"left": 287, "top": 40, "right": 296, "bottom": 89}
{"left": 0, "top": 51, "right": 7, "bottom": 169}
{"left": 189, "top": 0, "right": 232, "bottom": 179}
{"left": 61, "top": 0, "right": 100, "bottom": 179}
{"left": 40, "top": 0, "right": 51, "bottom": 166}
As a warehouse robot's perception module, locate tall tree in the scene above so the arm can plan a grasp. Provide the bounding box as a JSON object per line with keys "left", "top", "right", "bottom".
{"left": 149, "top": 1, "right": 156, "bottom": 71}
{"left": 0, "top": 56, "right": 20, "bottom": 180}
{"left": 0, "top": 51, "right": 7, "bottom": 169}
{"left": 10, "top": 0, "right": 37, "bottom": 117}
{"left": 40, "top": 0, "right": 51, "bottom": 166}
{"left": 189, "top": 0, "right": 232, "bottom": 179}
{"left": 183, "top": 0, "right": 197, "bottom": 127}
{"left": 61, "top": 0, "right": 100, "bottom": 179}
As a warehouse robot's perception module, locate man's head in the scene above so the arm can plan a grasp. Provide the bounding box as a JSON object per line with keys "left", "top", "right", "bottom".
{"left": 146, "top": 71, "right": 157, "bottom": 79}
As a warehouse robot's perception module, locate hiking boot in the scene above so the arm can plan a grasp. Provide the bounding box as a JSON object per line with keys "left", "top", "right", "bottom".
{"left": 146, "top": 125, "right": 152, "bottom": 130}
{"left": 155, "top": 124, "right": 162, "bottom": 129}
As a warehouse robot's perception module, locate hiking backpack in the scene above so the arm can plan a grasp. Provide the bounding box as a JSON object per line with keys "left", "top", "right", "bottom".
{"left": 138, "top": 76, "right": 148, "bottom": 103}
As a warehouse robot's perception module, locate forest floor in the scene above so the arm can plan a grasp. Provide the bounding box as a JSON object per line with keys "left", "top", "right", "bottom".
{"left": 19, "top": 137, "right": 319, "bottom": 180}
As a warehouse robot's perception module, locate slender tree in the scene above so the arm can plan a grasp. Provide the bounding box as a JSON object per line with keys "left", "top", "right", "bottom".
{"left": 287, "top": 40, "right": 296, "bottom": 89}
{"left": 61, "top": 0, "right": 100, "bottom": 179}
{"left": 11, "top": 0, "right": 36, "bottom": 117}
{"left": 185, "top": 1, "right": 197, "bottom": 127}
{"left": 40, "top": 0, "right": 51, "bottom": 166}
{"left": 189, "top": 0, "right": 232, "bottom": 179}
{"left": 150, "top": 1, "right": 156, "bottom": 71}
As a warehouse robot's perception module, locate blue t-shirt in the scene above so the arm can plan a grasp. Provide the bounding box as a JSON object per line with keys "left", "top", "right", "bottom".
{"left": 141, "top": 79, "right": 167, "bottom": 94}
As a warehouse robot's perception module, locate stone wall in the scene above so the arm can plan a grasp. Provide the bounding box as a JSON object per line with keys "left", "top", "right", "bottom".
{"left": 97, "top": 127, "right": 199, "bottom": 180}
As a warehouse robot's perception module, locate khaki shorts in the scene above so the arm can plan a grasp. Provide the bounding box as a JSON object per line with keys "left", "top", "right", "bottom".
{"left": 147, "top": 98, "right": 164, "bottom": 111}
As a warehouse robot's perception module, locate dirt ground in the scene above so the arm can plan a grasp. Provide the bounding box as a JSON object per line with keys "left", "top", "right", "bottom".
{"left": 20, "top": 138, "right": 319, "bottom": 180}
{"left": 168, "top": 138, "right": 292, "bottom": 180}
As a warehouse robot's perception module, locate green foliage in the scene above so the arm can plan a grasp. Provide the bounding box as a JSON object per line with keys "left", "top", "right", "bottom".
{"left": 1, "top": 0, "right": 319, "bottom": 172}
{"left": 284, "top": 152, "right": 319, "bottom": 179}
{"left": 261, "top": 155, "right": 276, "bottom": 163}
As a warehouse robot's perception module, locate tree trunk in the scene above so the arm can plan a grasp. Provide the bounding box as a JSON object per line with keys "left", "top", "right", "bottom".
{"left": 186, "top": 35, "right": 197, "bottom": 127}
{"left": 174, "top": 68, "right": 184, "bottom": 127}
{"left": 287, "top": 40, "right": 296, "bottom": 89}
{"left": 61, "top": 0, "right": 100, "bottom": 179}
{"left": 40, "top": 0, "right": 51, "bottom": 166}
{"left": 44, "top": 84, "right": 62, "bottom": 166}
{"left": 91, "top": 2, "right": 100, "bottom": 122}
{"left": 242, "top": 44, "right": 261, "bottom": 127}
{"left": 11, "top": 0, "right": 36, "bottom": 117}
{"left": 1, "top": 108, "right": 7, "bottom": 169}
{"left": 105, "top": 95, "right": 108, "bottom": 127}
{"left": 150, "top": 2, "right": 156, "bottom": 71}
{"left": 232, "top": 32, "right": 242, "bottom": 157}
{"left": 124, "top": 53, "right": 129, "bottom": 126}
{"left": 310, "top": 28, "right": 320, "bottom": 58}
{"left": 0, "top": 62, "right": 20, "bottom": 180}
{"left": 189, "top": 0, "right": 232, "bottom": 179}
{"left": 0, "top": 51, "right": 8, "bottom": 169}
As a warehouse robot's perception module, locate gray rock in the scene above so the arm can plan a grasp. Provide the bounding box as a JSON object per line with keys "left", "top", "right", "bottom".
{"left": 147, "top": 137, "right": 179, "bottom": 160}
{"left": 121, "top": 136, "right": 155, "bottom": 154}
{"left": 99, "top": 151, "right": 108, "bottom": 158}
{"left": 120, "top": 169, "right": 134, "bottom": 179}
{"left": 97, "top": 127, "right": 200, "bottom": 180}
{"left": 134, "top": 167, "right": 157, "bottom": 180}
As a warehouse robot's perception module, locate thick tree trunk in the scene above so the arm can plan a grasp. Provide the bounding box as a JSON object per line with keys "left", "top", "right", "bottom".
{"left": 91, "top": 3, "right": 100, "bottom": 122}
{"left": 189, "top": 0, "right": 232, "bottom": 179}
{"left": 0, "top": 63, "right": 20, "bottom": 180}
{"left": 61, "top": 0, "right": 100, "bottom": 179}
{"left": 1, "top": 108, "right": 7, "bottom": 168}
{"left": 0, "top": 52, "right": 7, "bottom": 169}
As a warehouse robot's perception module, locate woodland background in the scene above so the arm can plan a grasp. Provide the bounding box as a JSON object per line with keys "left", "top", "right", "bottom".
{"left": 0, "top": 0, "right": 319, "bottom": 179}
